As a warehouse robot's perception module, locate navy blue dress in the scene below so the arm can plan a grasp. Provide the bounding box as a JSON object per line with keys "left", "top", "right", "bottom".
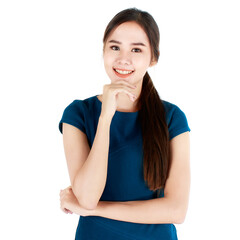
{"left": 59, "top": 95, "right": 191, "bottom": 240}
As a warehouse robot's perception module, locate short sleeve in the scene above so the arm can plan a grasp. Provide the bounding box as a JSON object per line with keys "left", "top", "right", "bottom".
{"left": 58, "top": 100, "right": 86, "bottom": 134}
{"left": 168, "top": 105, "right": 191, "bottom": 140}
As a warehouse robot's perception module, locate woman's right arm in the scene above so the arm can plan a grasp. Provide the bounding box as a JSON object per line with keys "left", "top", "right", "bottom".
{"left": 62, "top": 80, "right": 137, "bottom": 210}
{"left": 62, "top": 115, "right": 111, "bottom": 210}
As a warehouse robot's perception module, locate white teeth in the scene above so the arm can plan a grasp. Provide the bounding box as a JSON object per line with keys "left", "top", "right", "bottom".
{"left": 115, "top": 69, "right": 133, "bottom": 74}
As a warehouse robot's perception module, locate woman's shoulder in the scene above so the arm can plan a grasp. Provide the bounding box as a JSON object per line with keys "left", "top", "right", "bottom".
{"left": 72, "top": 94, "right": 97, "bottom": 104}
{"left": 161, "top": 99, "right": 191, "bottom": 140}
{"left": 161, "top": 99, "right": 188, "bottom": 120}
{"left": 162, "top": 99, "right": 183, "bottom": 115}
{"left": 65, "top": 95, "right": 98, "bottom": 110}
{"left": 59, "top": 95, "right": 99, "bottom": 134}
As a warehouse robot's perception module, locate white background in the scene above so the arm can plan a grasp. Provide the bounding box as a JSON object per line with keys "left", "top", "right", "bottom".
{"left": 0, "top": 0, "right": 239, "bottom": 239}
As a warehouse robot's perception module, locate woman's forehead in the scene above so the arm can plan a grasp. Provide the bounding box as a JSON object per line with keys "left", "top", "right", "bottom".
{"left": 106, "top": 21, "right": 150, "bottom": 45}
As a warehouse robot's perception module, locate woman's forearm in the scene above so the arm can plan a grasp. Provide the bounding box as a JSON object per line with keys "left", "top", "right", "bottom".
{"left": 73, "top": 115, "right": 112, "bottom": 210}
{"left": 92, "top": 198, "right": 184, "bottom": 224}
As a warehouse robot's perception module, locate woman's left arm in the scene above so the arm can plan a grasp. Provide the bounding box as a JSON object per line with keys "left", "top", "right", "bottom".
{"left": 60, "top": 132, "right": 190, "bottom": 224}
{"left": 93, "top": 131, "right": 190, "bottom": 224}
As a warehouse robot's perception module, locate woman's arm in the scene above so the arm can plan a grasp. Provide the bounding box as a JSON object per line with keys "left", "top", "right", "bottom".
{"left": 61, "top": 131, "right": 190, "bottom": 224}
{"left": 62, "top": 115, "right": 111, "bottom": 210}
{"left": 92, "top": 132, "right": 191, "bottom": 224}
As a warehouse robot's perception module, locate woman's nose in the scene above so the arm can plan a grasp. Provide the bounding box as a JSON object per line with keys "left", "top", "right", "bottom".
{"left": 116, "top": 51, "right": 132, "bottom": 65}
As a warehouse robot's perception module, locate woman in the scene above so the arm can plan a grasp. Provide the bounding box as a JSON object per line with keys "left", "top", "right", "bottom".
{"left": 59, "top": 8, "right": 191, "bottom": 240}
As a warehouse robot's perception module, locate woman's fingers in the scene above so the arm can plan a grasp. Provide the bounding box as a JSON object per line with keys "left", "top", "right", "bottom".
{"left": 60, "top": 187, "right": 73, "bottom": 214}
{"left": 113, "top": 79, "right": 136, "bottom": 89}
{"left": 112, "top": 88, "right": 136, "bottom": 102}
{"left": 110, "top": 82, "right": 137, "bottom": 101}
{"left": 61, "top": 206, "right": 71, "bottom": 214}
{"left": 63, "top": 208, "right": 72, "bottom": 214}
{"left": 59, "top": 186, "right": 72, "bottom": 197}
{"left": 65, "top": 209, "right": 73, "bottom": 214}
{"left": 111, "top": 81, "right": 137, "bottom": 96}
{"left": 60, "top": 195, "right": 71, "bottom": 214}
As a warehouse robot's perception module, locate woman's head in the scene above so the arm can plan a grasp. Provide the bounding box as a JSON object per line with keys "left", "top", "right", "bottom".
{"left": 103, "top": 8, "right": 160, "bottom": 84}
{"left": 103, "top": 8, "right": 160, "bottom": 62}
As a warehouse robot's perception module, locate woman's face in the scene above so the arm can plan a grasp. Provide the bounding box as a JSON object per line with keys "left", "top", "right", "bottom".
{"left": 103, "top": 21, "right": 155, "bottom": 85}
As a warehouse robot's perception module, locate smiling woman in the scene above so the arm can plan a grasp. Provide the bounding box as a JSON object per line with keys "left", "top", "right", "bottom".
{"left": 58, "top": 7, "right": 190, "bottom": 240}
{"left": 103, "top": 21, "right": 154, "bottom": 87}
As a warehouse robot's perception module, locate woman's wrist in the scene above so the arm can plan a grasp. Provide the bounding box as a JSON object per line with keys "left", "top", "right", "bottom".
{"left": 99, "top": 114, "right": 112, "bottom": 126}
{"left": 89, "top": 201, "right": 105, "bottom": 217}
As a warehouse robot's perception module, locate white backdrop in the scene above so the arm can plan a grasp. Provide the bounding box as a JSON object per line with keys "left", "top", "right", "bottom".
{"left": 0, "top": 0, "right": 239, "bottom": 239}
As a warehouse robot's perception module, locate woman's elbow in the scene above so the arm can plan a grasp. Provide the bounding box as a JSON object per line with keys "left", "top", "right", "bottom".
{"left": 73, "top": 189, "right": 98, "bottom": 210}
{"left": 79, "top": 198, "right": 98, "bottom": 210}
{"left": 174, "top": 213, "right": 186, "bottom": 224}
{"left": 73, "top": 192, "right": 98, "bottom": 210}
{"left": 72, "top": 183, "right": 98, "bottom": 210}
{"left": 174, "top": 206, "right": 188, "bottom": 224}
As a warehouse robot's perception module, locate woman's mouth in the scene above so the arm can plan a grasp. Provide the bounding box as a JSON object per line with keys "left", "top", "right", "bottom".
{"left": 113, "top": 68, "right": 134, "bottom": 78}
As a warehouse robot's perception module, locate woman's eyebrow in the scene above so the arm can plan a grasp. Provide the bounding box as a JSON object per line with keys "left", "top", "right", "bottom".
{"left": 108, "top": 39, "right": 146, "bottom": 47}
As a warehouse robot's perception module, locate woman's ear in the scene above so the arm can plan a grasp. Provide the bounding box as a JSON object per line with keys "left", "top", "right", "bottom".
{"left": 150, "top": 59, "right": 157, "bottom": 67}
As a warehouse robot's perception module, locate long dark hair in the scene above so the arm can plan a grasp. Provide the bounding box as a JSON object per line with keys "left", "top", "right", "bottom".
{"left": 103, "top": 8, "right": 170, "bottom": 195}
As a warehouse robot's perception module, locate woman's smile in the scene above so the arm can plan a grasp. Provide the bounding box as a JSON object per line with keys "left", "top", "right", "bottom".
{"left": 113, "top": 68, "right": 135, "bottom": 78}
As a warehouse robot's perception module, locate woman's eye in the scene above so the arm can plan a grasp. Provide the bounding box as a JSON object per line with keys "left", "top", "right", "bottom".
{"left": 132, "top": 48, "right": 141, "bottom": 53}
{"left": 111, "top": 46, "right": 119, "bottom": 51}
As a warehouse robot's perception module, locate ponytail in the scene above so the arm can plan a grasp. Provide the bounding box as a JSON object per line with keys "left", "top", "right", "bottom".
{"left": 138, "top": 72, "right": 170, "bottom": 196}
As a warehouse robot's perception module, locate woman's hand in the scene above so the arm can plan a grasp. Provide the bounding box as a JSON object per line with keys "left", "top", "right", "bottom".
{"left": 101, "top": 80, "right": 137, "bottom": 120}
{"left": 59, "top": 186, "right": 95, "bottom": 216}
